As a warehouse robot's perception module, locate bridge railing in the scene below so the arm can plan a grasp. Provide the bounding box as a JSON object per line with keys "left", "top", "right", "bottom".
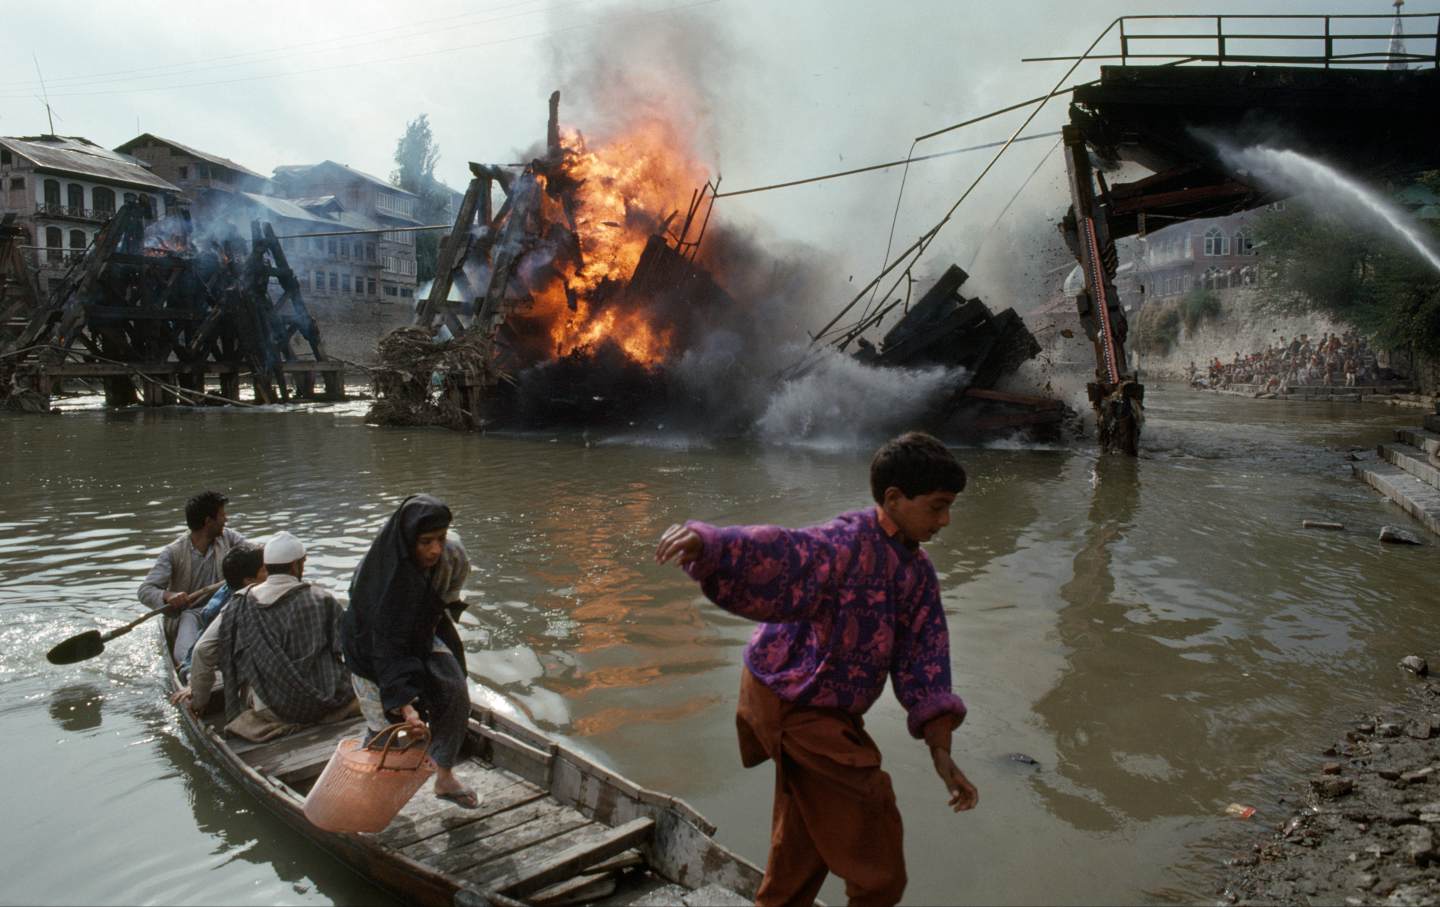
{"left": 1024, "top": 13, "right": 1440, "bottom": 69}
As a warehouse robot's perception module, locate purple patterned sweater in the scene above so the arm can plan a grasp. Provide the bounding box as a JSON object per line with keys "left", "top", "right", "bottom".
{"left": 683, "top": 507, "right": 966, "bottom": 738}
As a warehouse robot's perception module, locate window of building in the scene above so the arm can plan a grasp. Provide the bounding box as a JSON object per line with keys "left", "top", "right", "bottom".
{"left": 45, "top": 226, "right": 62, "bottom": 263}
{"left": 1234, "top": 229, "right": 1255, "bottom": 256}
{"left": 367, "top": 277, "right": 377, "bottom": 295}
{"left": 329, "top": 272, "right": 338, "bottom": 291}
{"left": 1241, "top": 265, "right": 1258, "bottom": 287}
{"left": 93, "top": 187, "right": 114, "bottom": 214}
{"left": 43, "top": 178, "right": 60, "bottom": 208}
{"left": 312, "top": 272, "right": 322, "bottom": 291}
{"left": 67, "top": 183, "right": 84, "bottom": 214}
{"left": 0, "top": 149, "right": 10, "bottom": 166}
{"left": 385, "top": 285, "right": 398, "bottom": 297}
{"left": 9, "top": 177, "right": 23, "bottom": 190}
{"left": 1203, "top": 227, "right": 1228, "bottom": 257}
{"left": 342, "top": 273, "right": 352, "bottom": 292}
{"left": 178, "top": 165, "right": 189, "bottom": 180}
{"left": 353, "top": 241, "right": 363, "bottom": 258}
{"left": 366, "top": 243, "right": 376, "bottom": 262}
{"left": 197, "top": 164, "right": 211, "bottom": 179}
{"left": 329, "top": 239, "right": 339, "bottom": 257}
{"left": 400, "top": 288, "right": 413, "bottom": 298}
{"left": 68, "top": 229, "right": 85, "bottom": 250}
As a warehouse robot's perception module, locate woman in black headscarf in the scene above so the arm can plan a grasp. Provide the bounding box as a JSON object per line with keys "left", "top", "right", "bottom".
{"left": 341, "top": 494, "right": 477, "bottom": 807}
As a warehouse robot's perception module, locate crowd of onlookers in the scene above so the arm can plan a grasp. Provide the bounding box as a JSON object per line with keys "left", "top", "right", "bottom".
{"left": 1186, "top": 331, "right": 1402, "bottom": 391}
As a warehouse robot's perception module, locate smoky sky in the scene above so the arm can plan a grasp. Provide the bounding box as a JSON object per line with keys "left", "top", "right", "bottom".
{"left": 0, "top": 0, "right": 1404, "bottom": 332}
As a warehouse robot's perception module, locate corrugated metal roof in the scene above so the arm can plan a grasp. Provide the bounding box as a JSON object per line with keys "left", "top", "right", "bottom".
{"left": 238, "top": 192, "right": 338, "bottom": 225}
{"left": 114, "top": 133, "right": 268, "bottom": 181}
{"left": 0, "top": 135, "right": 180, "bottom": 192}
{"left": 276, "top": 160, "right": 418, "bottom": 198}
{"left": 290, "top": 195, "right": 339, "bottom": 209}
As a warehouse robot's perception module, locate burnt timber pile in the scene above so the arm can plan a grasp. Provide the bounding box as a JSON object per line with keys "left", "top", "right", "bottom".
{"left": 0, "top": 199, "right": 342, "bottom": 411}
{"left": 1055, "top": 27, "right": 1440, "bottom": 454}
{"left": 372, "top": 91, "right": 735, "bottom": 432}
{"left": 852, "top": 263, "right": 1063, "bottom": 437}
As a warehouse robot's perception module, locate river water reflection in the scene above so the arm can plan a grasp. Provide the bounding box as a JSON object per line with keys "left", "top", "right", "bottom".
{"left": 0, "top": 388, "right": 1433, "bottom": 904}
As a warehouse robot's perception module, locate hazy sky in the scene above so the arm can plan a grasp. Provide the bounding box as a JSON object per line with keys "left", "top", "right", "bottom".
{"left": 0, "top": 0, "right": 1412, "bottom": 308}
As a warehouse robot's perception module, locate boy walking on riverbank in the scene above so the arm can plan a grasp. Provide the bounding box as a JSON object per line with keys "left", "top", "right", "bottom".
{"left": 656, "top": 431, "right": 978, "bottom": 907}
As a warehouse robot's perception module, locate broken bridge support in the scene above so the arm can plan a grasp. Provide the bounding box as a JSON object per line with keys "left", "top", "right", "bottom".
{"left": 1061, "top": 125, "right": 1143, "bottom": 456}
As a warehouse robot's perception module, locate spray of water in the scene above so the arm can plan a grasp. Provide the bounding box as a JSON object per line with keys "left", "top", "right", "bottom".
{"left": 1219, "top": 144, "right": 1440, "bottom": 275}
{"left": 755, "top": 351, "right": 968, "bottom": 449}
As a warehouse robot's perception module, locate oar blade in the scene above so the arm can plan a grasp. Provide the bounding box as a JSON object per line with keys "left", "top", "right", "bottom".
{"left": 47, "top": 630, "right": 105, "bottom": 665}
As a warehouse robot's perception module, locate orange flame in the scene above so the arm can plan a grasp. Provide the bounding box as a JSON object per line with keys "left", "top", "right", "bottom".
{"left": 526, "top": 117, "right": 708, "bottom": 367}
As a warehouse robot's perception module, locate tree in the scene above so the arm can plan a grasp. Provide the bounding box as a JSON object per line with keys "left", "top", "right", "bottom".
{"left": 391, "top": 114, "right": 453, "bottom": 284}
{"left": 1255, "top": 195, "right": 1440, "bottom": 362}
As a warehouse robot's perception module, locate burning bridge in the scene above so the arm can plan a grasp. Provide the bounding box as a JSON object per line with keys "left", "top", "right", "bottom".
{"left": 1048, "top": 11, "right": 1440, "bottom": 453}
{"left": 0, "top": 201, "right": 340, "bottom": 411}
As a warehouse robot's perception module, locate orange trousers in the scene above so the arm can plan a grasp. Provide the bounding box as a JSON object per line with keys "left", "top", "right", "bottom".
{"left": 736, "top": 668, "right": 907, "bottom": 907}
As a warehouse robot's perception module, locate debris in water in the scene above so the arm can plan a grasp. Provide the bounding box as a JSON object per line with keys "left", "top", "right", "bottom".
{"left": 1225, "top": 803, "right": 1257, "bottom": 819}
{"left": 1302, "top": 520, "right": 1344, "bottom": 531}
{"left": 1401, "top": 656, "right": 1430, "bottom": 677}
{"left": 1379, "top": 526, "right": 1423, "bottom": 545}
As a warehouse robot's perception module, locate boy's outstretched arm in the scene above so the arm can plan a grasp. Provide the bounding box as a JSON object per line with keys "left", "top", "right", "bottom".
{"left": 924, "top": 716, "right": 979, "bottom": 812}
{"left": 655, "top": 520, "right": 838, "bottom": 623}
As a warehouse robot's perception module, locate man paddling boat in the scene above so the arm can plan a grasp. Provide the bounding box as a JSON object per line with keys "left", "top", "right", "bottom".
{"left": 138, "top": 490, "right": 246, "bottom": 665}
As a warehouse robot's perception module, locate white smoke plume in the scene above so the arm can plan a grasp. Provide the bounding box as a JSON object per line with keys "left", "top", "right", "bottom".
{"left": 756, "top": 351, "right": 968, "bottom": 448}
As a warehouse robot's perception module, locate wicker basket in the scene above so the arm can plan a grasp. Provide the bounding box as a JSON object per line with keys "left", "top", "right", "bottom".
{"left": 302, "top": 724, "right": 436, "bottom": 833}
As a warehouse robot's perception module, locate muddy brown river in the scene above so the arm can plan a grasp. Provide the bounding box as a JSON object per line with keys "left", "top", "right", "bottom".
{"left": 1, "top": 387, "right": 1433, "bottom": 905}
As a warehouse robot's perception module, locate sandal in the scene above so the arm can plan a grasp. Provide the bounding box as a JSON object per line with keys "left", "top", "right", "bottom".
{"left": 436, "top": 787, "right": 482, "bottom": 810}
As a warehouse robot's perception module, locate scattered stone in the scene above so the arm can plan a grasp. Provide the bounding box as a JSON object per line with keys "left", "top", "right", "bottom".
{"left": 1401, "top": 656, "right": 1430, "bottom": 677}
{"left": 1304, "top": 519, "right": 1346, "bottom": 530}
{"left": 1356, "top": 872, "right": 1379, "bottom": 890}
{"left": 1005, "top": 752, "right": 1040, "bottom": 767}
{"left": 1404, "top": 826, "right": 1436, "bottom": 865}
{"left": 1379, "top": 723, "right": 1404, "bottom": 738}
{"left": 1402, "top": 769, "right": 1433, "bottom": 784}
{"left": 1313, "top": 777, "right": 1356, "bottom": 799}
{"left": 1379, "top": 525, "right": 1423, "bottom": 545}
{"left": 1386, "top": 883, "right": 1434, "bottom": 906}
{"left": 1359, "top": 722, "right": 1377, "bottom": 734}
{"left": 1323, "top": 762, "right": 1344, "bottom": 775}
{"left": 1405, "top": 718, "right": 1436, "bottom": 740}
{"left": 1323, "top": 745, "right": 1340, "bottom": 757}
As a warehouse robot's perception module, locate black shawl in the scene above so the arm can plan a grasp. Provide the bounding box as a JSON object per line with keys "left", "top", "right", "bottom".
{"left": 340, "top": 494, "right": 466, "bottom": 715}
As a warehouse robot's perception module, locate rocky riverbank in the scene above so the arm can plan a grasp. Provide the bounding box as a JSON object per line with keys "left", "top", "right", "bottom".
{"left": 1223, "top": 663, "right": 1440, "bottom": 905}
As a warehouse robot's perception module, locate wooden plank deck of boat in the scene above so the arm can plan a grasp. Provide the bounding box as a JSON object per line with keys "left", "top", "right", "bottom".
{"left": 176, "top": 647, "right": 763, "bottom": 907}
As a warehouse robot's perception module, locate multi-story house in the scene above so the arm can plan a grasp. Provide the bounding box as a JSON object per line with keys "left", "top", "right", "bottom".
{"left": 0, "top": 135, "right": 178, "bottom": 291}
{"left": 272, "top": 161, "right": 421, "bottom": 303}
{"left": 1136, "top": 208, "right": 1268, "bottom": 301}
{"left": 114, "top": 133, "right": 271, "bottom": 225}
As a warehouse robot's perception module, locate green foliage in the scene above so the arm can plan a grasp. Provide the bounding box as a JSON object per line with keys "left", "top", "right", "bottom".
{"left": 1179, "top": 288, "right": 1222, "bottom": 332}
{"left": 391, "top": 114, "right": 453, "bottom": 283}
{"left": 1135, "top": 302, "right": 1182, "bottom": 356}
{"left": 1254, "top": 200, "right": 1440, "bottom": 360}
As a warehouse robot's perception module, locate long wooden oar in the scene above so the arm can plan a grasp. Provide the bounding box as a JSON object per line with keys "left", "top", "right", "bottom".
{"left": 47, "top": 582, "right": 225, "bottom": 665}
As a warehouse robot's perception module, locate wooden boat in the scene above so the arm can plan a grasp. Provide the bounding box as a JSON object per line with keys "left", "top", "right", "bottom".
{"left": 162, "top": 629, "right": 762, "bottom": 906}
